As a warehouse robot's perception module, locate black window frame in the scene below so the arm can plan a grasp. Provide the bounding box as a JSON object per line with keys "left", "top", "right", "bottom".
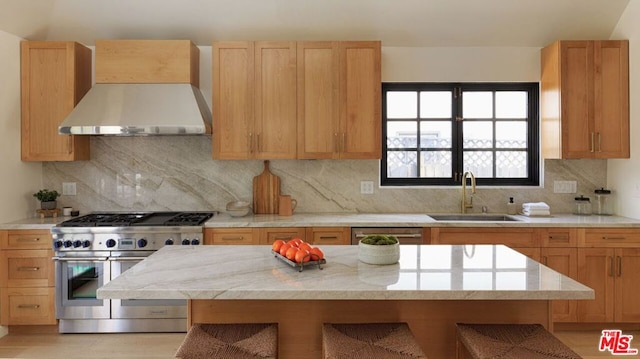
{"left": 381, "top": 82, "right": 540, "bottom": 187}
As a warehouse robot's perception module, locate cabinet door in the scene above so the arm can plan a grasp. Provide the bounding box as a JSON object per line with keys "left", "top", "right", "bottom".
{"left": 205, "top": 228, "right": 259, "bottom": 245}
{"left": 21, "top": 41, "right": 91, "bottom": 161}
{"left": 615, "top": 248, "right": 640, "bottom": 322}
{"left": 560, "top": 41, "right": 594, "bottom": 159}
{"left": 259, "top": 228, "right": 306, "bottom": 245}
{"left": 212, "top": 41, "right": 255, "bottom": 160}
{"left": 577, "top": 248, "right": 614, "bottom": 322}
{"left": 542, "top": 248, "right": 578, "bottom": 322}
{"left": 594, "top": 40, "right": 629, "bottom": 158}
{"left": 255, "top": 41, "right": 297, "bottom": 159}
{"left": 297, "top": 41, "right": 341, "bottom": 159}
{"left": 306, "top": 227, "right": 350, "bottom": 245}
{"left": 339, "top": 41, "right": 381, "bottom": 159}
{"left": 430, "top": 228, "right": 539, "bottom": 248}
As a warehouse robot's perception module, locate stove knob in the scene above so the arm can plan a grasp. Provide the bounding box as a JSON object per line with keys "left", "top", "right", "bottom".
{"left": 106, "top": 239, "right": 117, "bottom": 248}
{"left": 73, "top": 240, "right": 82, "bottom": 248}
{"left": 181, "top": 239, "right": 190, "bottom": 245}
{"left": 137, "top": 238, "right": 148, "bottom": 248}
{"left": 165, "top": 238, "right": 174, "bottom": 245}
{"left": 63, "top": 240, "right": 73, "bottom": 248}
{"left": 190, "top": 238, "right": 200, "bottom": 245}
{"left": 54, "top": 240, "right": 63, "bottom": 249}
{"left": 82, "top": 240, "right": 91, "bottom": 248}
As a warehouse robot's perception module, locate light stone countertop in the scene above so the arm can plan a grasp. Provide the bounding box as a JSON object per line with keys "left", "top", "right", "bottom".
{"left": 2, "top": 212, "right": 640, "bottom": 230}
{"left": 205, "top": 212, "right": 640, "bottom": 228}
{"left": 97, "top": 244, "right": 594, "bottom": 301}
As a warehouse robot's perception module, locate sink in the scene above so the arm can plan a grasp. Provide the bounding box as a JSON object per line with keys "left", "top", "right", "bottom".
{"left": 427, "top": 214, "right": 521, "bottom": 222}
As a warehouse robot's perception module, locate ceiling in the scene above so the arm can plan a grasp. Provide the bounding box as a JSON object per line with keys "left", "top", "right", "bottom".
{"left": 0, "top": 0, "right": 631, "bottom": 47}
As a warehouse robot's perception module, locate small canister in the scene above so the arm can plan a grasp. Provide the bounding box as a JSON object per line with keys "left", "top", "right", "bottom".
{"left": 573, "top": 195, "right": 592, "bottom": 216}
{"left": 594, "top": 188, "right": 614, "bottom": 216}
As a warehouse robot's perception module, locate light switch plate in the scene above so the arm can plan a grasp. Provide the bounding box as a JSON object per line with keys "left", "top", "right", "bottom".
{"left": 62, "top": 182, "right": 77, "bottom": 196}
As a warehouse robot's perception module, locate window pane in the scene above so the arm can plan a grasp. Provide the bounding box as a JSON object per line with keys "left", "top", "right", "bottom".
{"left": 462, "top": 245, "right": 493, "bottom": 268}
{"left": 496, "top": 151, "right": 527, "bottom": 178}
{"left": 387, "top": 121, "right": 416, "bottom": 149}
{"left": 496, "top": 122, "right": 527, "bottom": 148}
{"left": 463, "top": 151, "right": 493, "bottom": 177}
{"left": 387, "top": 151, "right": 417, "bottom": 178}
{"left": 420, "top": 246, "right": 452, "bottom": 269}
{"left": 496, "top": 272, "right": 526, "bottom": 290}
{"left": 420, "top": 151, "right": 451, "bottom": 178}
{"left": 463, "top": 273, "right": 493, "bottom": 290}
{"left": 420, "top": 121, "right": 451, "bottom": 149}
{"left": 387, "top": 92, "right": 417, "bottom": 119}
{"left": 420, "top": 91, "right": 452, "bottom": 118}
{"left": 496, "top": 91, "right": 527, "bottom": 119}
{"left": 496, "top": 246, "right": 527, "bottom": 268}
{"left": 463, "top": 121, "right": 493, "bottom": 148}
{"left": 463, "top": 91, "right": 493, "bottom": 119}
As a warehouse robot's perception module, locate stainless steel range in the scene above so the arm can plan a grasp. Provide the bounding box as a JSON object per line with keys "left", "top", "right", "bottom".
{"left": 50, "top": 211, "right": 214, "bottom": 333}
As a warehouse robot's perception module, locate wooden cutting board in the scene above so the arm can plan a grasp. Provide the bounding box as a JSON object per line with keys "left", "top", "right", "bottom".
{"left": 252, "top": 160, "right": 281, "bottom": 214}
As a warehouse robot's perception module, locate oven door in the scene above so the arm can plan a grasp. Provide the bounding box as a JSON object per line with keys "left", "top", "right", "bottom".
{"left": 54, "top": 252, "right": 111, "bottom": 319}
{"left": 110, "top": 252, "right": 187, "bottom": 319}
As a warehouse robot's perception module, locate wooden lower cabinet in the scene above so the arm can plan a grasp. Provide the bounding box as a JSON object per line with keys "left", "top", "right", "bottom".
{"left": 305, "top": 227, "right": 350, "bottom": 245}
{"left": 0, "top": 230, "right": 56, "bottom": 326}
{"left": 577, "top": 247, "right": 640, "bottom": 323}
{"left": 258, "top": 228, "right": 306, "bottom": 245}
{"left": 430, "top": 228, "right": 539, "bottom": 256}
{"left": 542, "top": 247, "right": 578, "bottom": 322}
{"left": 204, "top": 228, "right": 259, "bottom": 245}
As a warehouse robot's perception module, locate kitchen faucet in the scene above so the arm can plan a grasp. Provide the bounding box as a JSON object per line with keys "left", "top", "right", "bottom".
{"left": 461, "top": 171, "right": 476, "bottom": 213}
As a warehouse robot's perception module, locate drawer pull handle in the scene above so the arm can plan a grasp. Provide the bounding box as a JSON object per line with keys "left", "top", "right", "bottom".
{"left": 17, "top": 267, "right": 40, "bottom": 271}
{"left": 319, "top": 236, "right": 338, "bottom": 240}
{"left": 17, "top": 237, "right": 40, "bottom": 242}
{"left": 602, "top": 237, "right": 626, "bottom": 240}
{"left": 17, "top": 304, "right": 40, "bottom": 309}
{"left": 617, "top": 256, "right": 622, "bottom": 277}
{"left": 548, "top": 235, "right": 569, "bottom": 240}
{"left": 222, "top": 236, "right": 244, "bottom": 241}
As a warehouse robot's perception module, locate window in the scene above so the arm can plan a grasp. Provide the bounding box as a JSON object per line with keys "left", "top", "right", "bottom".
{"left": 382, "top": 83, "right": 539, "bottom": 186}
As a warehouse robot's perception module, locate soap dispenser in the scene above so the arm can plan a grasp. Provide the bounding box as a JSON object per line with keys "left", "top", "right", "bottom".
{"left": 507, "top": 197, "right": 517, "bottom": 215}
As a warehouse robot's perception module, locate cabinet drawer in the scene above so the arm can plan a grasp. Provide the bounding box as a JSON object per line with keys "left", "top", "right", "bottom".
{"left": 306, "top": 227, "right": 350, "bottom": 245}
{"left": 540, "top": 228, "right": 578, "bottom": 247}
{"left": 258, "top": 228, "right": 306, "bottom": 245}
{"left": 206, "top": 229, "right": 259, "bottom": 245}
{"left": 1, "top": 249, "right": 54, "bottom": 287}
{"left": 581, "top": 228, "right": 640, "bottom": 247}
{"left": 0, "top": 287, "right": 56, "bottom": 325}
{"left": 2, "top": 230, "right": 51, "bottom": 250}
{"left": 431, "top": 228, "right": 539, "bottom": 247}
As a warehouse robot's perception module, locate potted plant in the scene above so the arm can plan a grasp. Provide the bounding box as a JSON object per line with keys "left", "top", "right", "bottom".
{"left": 358, "top": 234, "right": 400, "bottom": 265}
{"left": 33, "top": 189, "right": 60, "bottom": 210}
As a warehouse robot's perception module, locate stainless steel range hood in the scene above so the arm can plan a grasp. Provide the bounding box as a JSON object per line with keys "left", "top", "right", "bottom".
{"left": 58, "top": 83, "right": 212, "bottom": 135}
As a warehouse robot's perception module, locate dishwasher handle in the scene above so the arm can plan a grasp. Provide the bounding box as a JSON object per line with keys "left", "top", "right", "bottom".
{"left": 353, "top": 233, "right": 422, "bottom": 239}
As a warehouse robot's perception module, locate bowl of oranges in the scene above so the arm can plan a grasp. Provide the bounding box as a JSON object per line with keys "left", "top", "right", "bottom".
{"left": 271, "top": 238, "right": 325, "bottom": 272}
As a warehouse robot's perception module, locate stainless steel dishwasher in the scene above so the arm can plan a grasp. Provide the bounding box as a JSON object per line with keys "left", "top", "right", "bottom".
{"left": 351, "top": 227, "right": 425, "bottom": 245}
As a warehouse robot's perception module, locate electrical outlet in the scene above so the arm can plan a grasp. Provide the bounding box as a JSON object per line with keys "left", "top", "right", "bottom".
{"left": 62, "top": 182, "right": 77, "bottom": 196}
{"left": 553, "top": 180, "right": 577, "bottom": 194}
{"left": 360, "top": 181, "right": 374, "bottom": 194}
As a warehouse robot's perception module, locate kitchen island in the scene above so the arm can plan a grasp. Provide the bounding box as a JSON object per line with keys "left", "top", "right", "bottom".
{"left": 98, "top": 244, "right": 593, "bottom": 358}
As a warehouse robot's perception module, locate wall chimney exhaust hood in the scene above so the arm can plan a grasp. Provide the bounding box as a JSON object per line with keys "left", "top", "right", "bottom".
{"left": 58, "top": 40, "right": 211, "bottom": 136}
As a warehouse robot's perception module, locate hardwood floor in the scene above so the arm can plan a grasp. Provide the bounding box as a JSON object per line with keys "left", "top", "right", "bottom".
{"left": 0, "top": 330, "right": 636, "bottom": 358}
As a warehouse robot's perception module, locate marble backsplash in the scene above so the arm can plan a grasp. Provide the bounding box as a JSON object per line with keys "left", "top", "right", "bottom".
{"left": 42, "top": 136, "right": 607, "bottom": 216}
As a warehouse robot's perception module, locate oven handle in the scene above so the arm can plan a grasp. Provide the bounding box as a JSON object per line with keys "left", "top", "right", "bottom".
{"left": 52, "top": 256, "right": 109, "bottom": 262}
{"left": 109, "top": 257, "right": 148, "bottom": 261}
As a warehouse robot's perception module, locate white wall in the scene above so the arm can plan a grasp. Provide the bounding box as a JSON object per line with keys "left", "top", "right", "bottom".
{"left": 609, "top": 1, "right": 640, "bottom": 219}
{"left": 0, "top": 31, "right": 42, "bottom": 223}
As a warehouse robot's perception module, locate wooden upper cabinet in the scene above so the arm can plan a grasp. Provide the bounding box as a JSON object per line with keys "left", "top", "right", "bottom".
{"left": 298, "top": 41, "right": 381, "bottom": 159}
{"left": 95, "top": 40, "right": 199, "bottom": 85}
{"left": 21, "top": 41, "right": 91, "bottom": 161}
{"left": 541, "top": 40, "right": 629, "bottom": 159}
{"left": 214, "top": 40, "right": 381, "bottom": 160}
{"left": 213, "top": 41, "right": 297, "bottom": 160}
